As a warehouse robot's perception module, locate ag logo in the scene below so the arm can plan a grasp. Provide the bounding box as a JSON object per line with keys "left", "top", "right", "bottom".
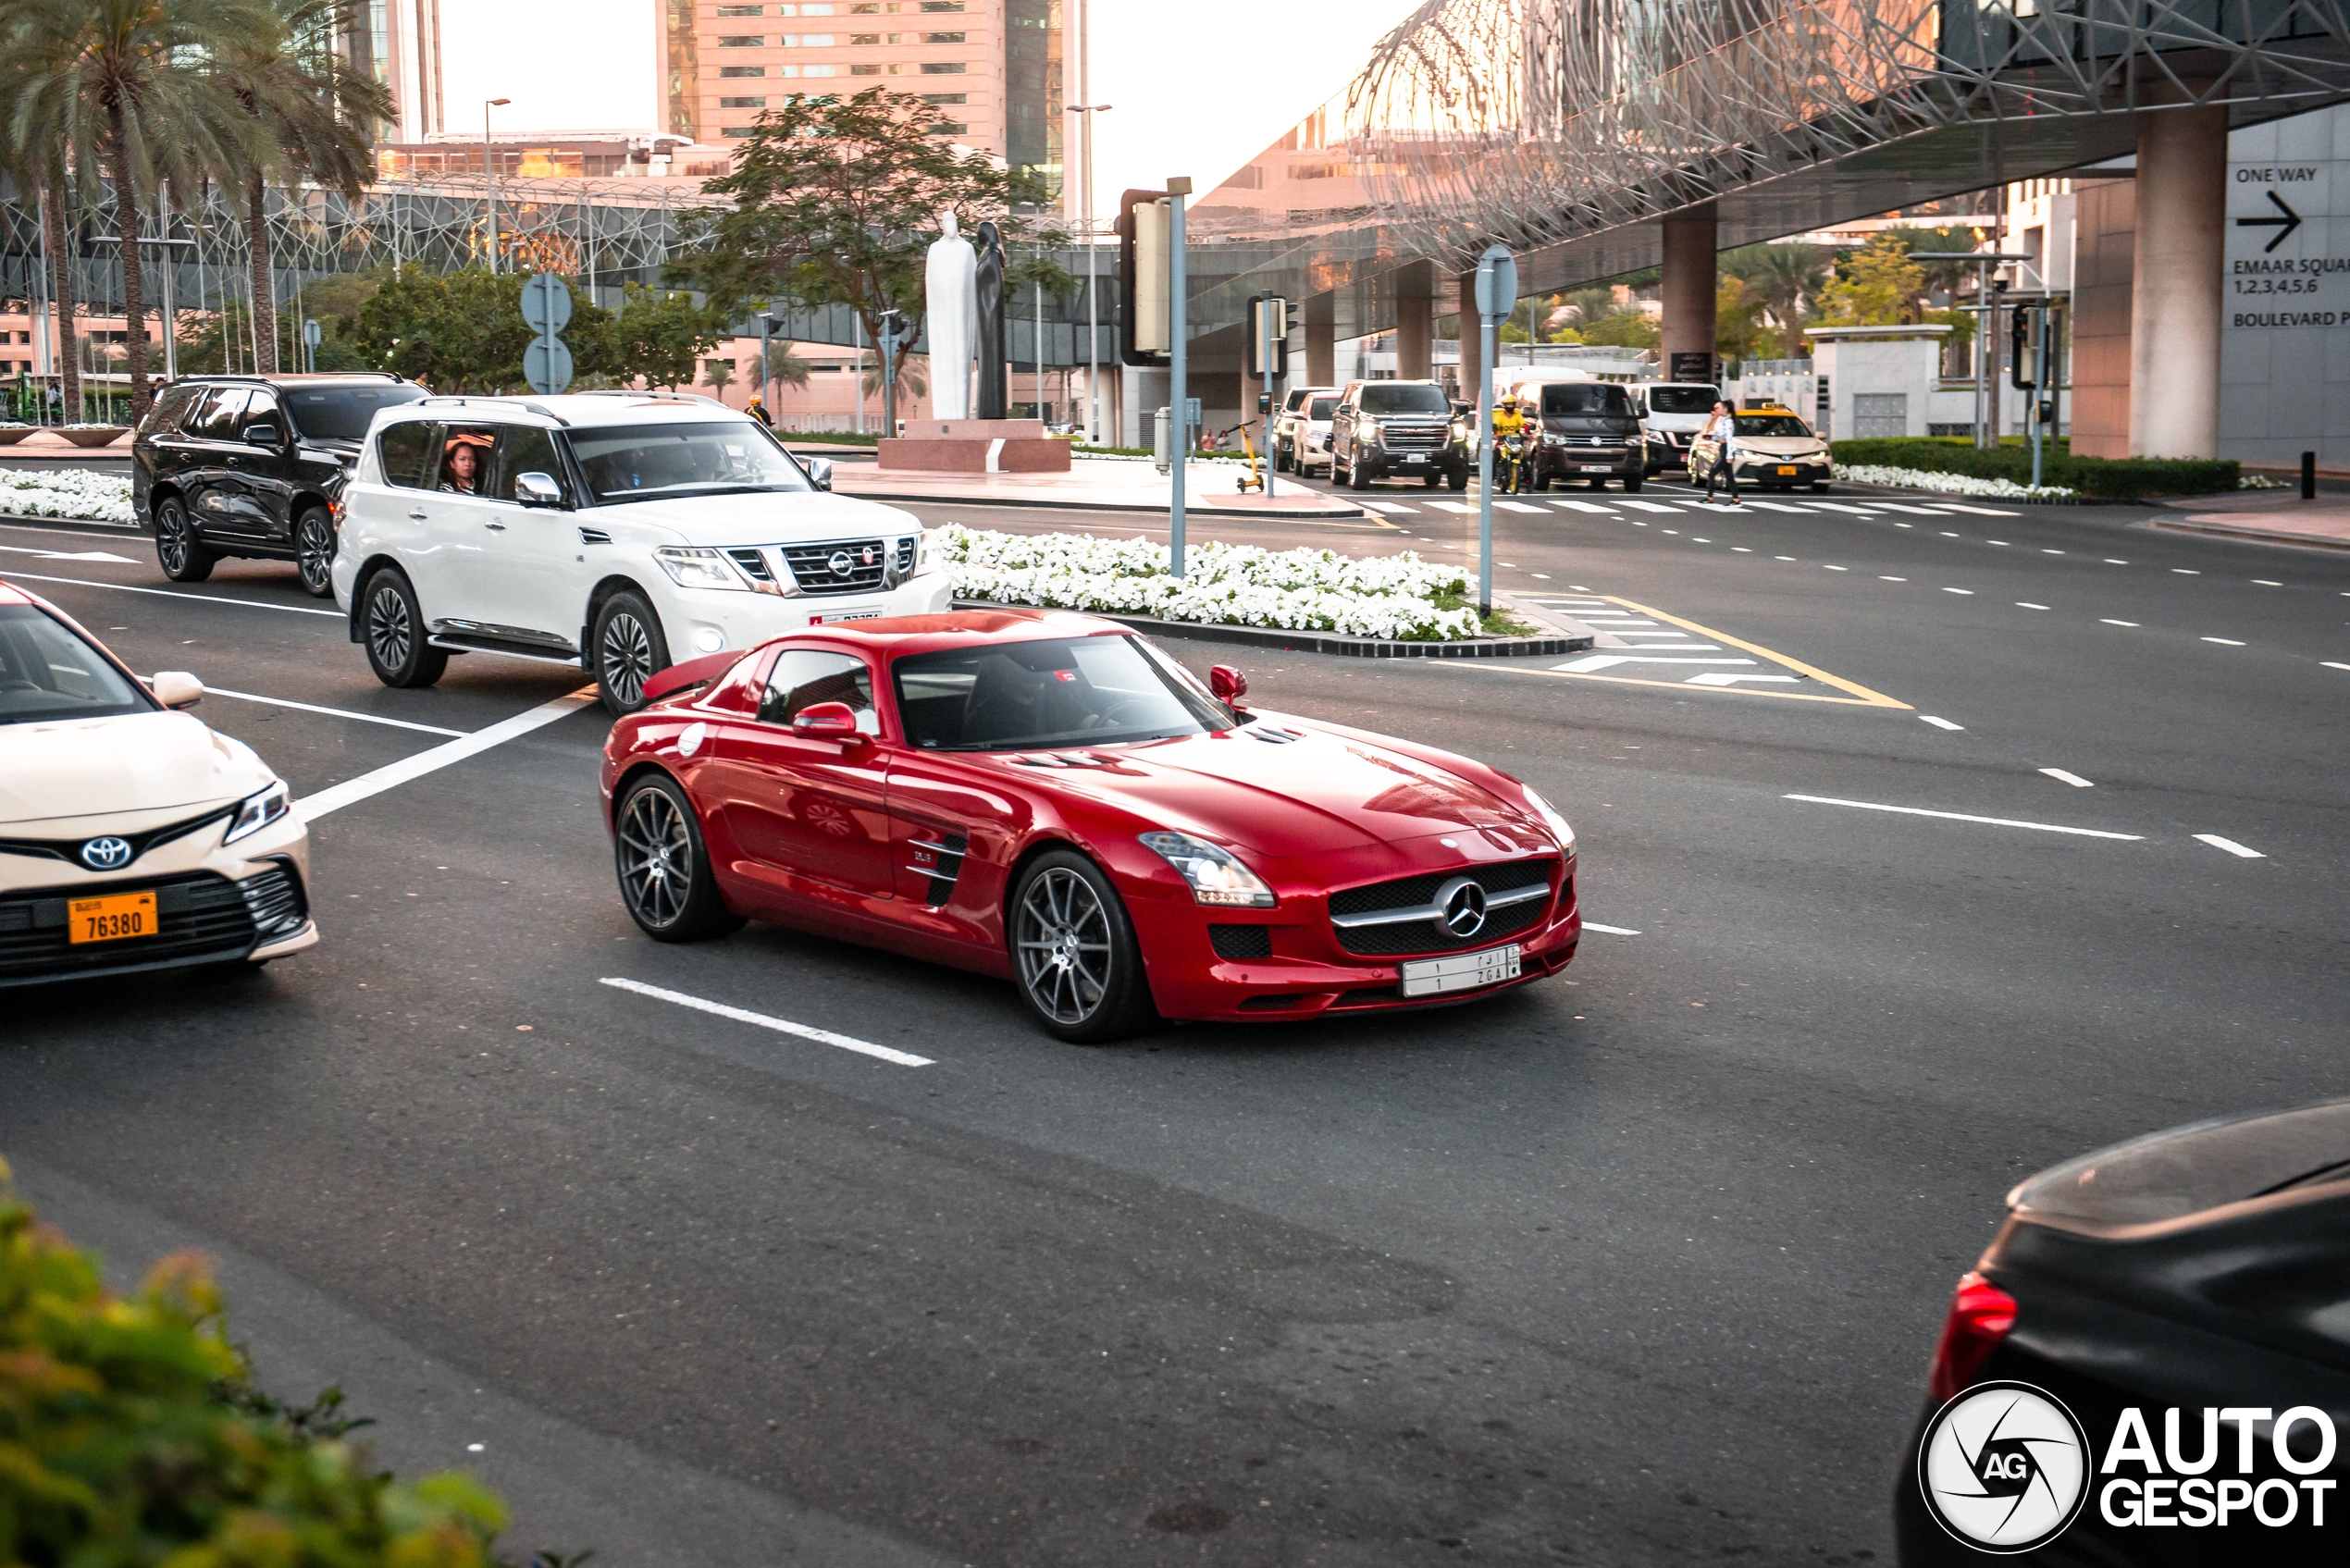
{"left": 1918, "top": 1381, "right": 2091, "bottom": 1553}
{"left": 79, "top": 836, "right": 133, "bottom": 870}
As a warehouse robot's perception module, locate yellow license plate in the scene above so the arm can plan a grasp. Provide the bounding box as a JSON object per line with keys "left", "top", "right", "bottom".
{"left": 68, "top": 891, "right": 157, "bottom": 945}
{"left": 1777, "top": 464, "right": 1799, "bottom": 475}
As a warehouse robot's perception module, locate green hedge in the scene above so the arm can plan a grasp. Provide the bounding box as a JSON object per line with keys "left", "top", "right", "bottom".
{"left": 1831, "top": 437, "right": 2238, "bottom": 500}
{"left": 0, "top": 1160, "right": 522, "bottom": 1568}
{"left": 776, "top": 429, "right": 881, "bottom": 446}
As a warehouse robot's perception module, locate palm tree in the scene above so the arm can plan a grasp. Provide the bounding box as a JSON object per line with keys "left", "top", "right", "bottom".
{"left": 31, "top": 158, "right": 80, "bottom": 422}
{"left": 0, "top": 0, "right": 274, "bottom": 419}
{"left": 219, "top": 0, "right": 391, "bottom": 373}
{"left": 1725, "top": 242, "right": 1828, "bottom": 359}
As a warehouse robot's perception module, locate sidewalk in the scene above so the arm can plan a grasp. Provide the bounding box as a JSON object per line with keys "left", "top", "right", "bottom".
{"left": 830, "top": 456, "right": 1367, "bottom": 520}
{"left": 2148, "top": 490, "right": 2350, "bottom": 552}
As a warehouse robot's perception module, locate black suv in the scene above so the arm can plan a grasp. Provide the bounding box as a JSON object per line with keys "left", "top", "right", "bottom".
{"left": 1518, "top": 379, "right": 1646, "bottom": 492}
{"left": 1330, "top": 379, "right": 1471, "bottom": 490}
{"left": 134, "top": 374, "right": 427, "bottom": 597}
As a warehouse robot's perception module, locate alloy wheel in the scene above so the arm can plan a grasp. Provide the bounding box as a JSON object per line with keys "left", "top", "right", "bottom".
{"left": 296, "top": 513, "right": 334, "bottom": 594}
{"left": 1015, "top": 867, "right": 1114, "bottom": 1027}
{"left": 617, "top": 787, "right": 692, "bottom": 928}
{"left": 157, "top": 505, "right": 187, "bottom": 573}
{"left": 600, "top": 611, "right": 656, "bottom": 709}
{"left": 366, "top": 583, "right": 413, "bottom": 673}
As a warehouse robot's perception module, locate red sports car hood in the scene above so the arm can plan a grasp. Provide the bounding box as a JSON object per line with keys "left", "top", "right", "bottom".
{"left": 991, "top": 718, "right": 1535, "bottom": 854}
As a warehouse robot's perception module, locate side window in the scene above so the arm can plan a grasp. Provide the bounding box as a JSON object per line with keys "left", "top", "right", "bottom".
{"left": 141, "top": 383, "right": 201, "bottom": 436}
{"left": 188, "top": 388, "right": 249, "bottom": 440}
{"left": 489, "top": 426, "right": 570, "bottom": 504}
{"left": 759, "top": 648, "right": 878, "bottom": 734}
{"left": 377, "top": 422, "right": 433, "bottom": 488}
{"left": 241, "top": 390, "right": 283, "bottom": 439}
{"left": 431, "top": 425, "right": 498, "bottom": 494}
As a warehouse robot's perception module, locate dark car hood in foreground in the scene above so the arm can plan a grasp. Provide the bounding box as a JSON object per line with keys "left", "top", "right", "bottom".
{"left": 972, "top": 717, "right": 1547, "bottom": 857}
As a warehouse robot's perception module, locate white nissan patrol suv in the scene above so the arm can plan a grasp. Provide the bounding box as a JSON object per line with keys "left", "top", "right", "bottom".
{"left": 332, "top": 394, "right": 950, "bottom": 713}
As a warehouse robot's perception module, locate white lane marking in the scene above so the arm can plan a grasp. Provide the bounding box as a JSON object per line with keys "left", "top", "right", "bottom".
{"left": 206, "top": 686, "right": 468, "bottom": 737}
{"left": 1808, "top": 502, "right": 1882, "bottom": 515}
{"left": 1495, "top": 500, "right": 1547, "bottom": 513}
{"left": 1555, "top": 654, "right": 1754, "bottom": 672}
{"left": 1732, "top": 546, "right": 1754, "bottom": 551}
{"left": 1823, "top": 564, "right": 1849, "bottom": 571}
{"left": 1547, "top": 500, "right": 1616, "bottom": 513}
{"left": 1920, "top": 715, "right": 1964, "bottom": 731}
{"left": 1357, "top": 500, "right": 1415, "bottom": 514}
{"left": 1942, "top": 587, "right": 1975, "bottom": 595}
{"left": 2253, "top": 579, "right": 2282, "bottom": 586}
{"left": 0, "top": 570, "right": 346, "bottom": 616}
{"left": 2101, "top": 619, "right": 2139, "bottom": 626}
{"left": 1880, "top": 575, "right": 1907, "bottom": 581}
{"left": 2172, "top": 568, "right": 2200, "bottom": 574}
{"left": 1740, "top": 500, "right": 1812, "bottom": 512}
{"left": 2039, "top": 768, "right": 2095, "bottom": 788}
{"left": 1874, "top": 503, "right": 1951, "bottom": 515}
{"left": 1989, "top": 539, "right": 2010, "bottom": 547}
{"left": 2018, "top": 602, "right": 2050, "bottom": 610}
{"left": 1936, "top": 503, "right": 2022, "bottom": 516}
{"left": 1894, "top": 523, "right": 1913, "bottom": 528}
{"left": 1427, "top": 500, "right": 1477, "bottom": 513}
{"left": 2194, "top": 833, "right": 2266, "bottom": 859}
{"left": 2105, "top": 559, "right": 2128, "bottom": 565}
{"left": 1783, "top": 794, "right": 2142, "bottom": 841}
{"left": 1617, "top": 500, "right": 1685, "bottom": 513}
{"left": 1775, "top": 554, "right": 1797, "bottom": 561}
{"left": 2324, "top": 661, "right": 2350, "bottom": 672}
{"left": 0, "top": 543, "right": 139, "bottom": 563}
{"left": 1687, "top": 673, "right": 1797, "bottom": 686}
{"left": 2202, "top": 637, "right": 2245, "bottom": 646}
{"left": 1581, "top": 921, "right": 1641, "bottom": 935}
{"left": 297, "top": 686, "right": 599, "bottom": 820}
{"left": 600, "top": 977, "right": 934, "bottom": 1067}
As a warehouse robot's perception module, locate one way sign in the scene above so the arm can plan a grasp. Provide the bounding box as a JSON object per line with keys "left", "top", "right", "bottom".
{"left": 2237, "top": 190, "right": 2304, "bottom": 253}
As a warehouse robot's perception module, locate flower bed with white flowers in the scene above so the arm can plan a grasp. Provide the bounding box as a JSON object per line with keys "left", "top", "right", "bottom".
{"left": 0, "top": 469, "right": 134, "bottom": 524}
{"left": 938, "top": 524, "right": 1484, "bottom": 641}
{"left": 1832, "top": 463, "right": 2079, "bottom": 501}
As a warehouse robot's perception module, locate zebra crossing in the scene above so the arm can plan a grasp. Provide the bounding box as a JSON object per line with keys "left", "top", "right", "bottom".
{"left": 1497, "top": 592, "right": 1910, "bottom": 708}
{"left": 1349, "top": 492, "right": 2015, "bottom": 519}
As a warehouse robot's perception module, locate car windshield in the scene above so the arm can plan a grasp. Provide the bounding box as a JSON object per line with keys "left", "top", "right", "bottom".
{"left": 0, "top": 604, "right": 153, "bottom": 725}
{"left": 1735, "top": 414, "right": 1814, "bottom": 438}
{"left": 1646, "top": 386, "right": 1721, "bottom": 414}
{"left": 1359, "top": 384, "right": 1451, "bottom": 415}
{"left": 284, "top": 384, "right": 429, "bottom": 441}
{"left": 1308, "top": 398, "right": 1337, "bottom": 419}
{"left": 1540, "top": 383, "right": 1634, "bottom": 416}
{"left": 893, "top": 634, "right": 1235, "bottom": 751}
{"left": 567, "top": 421, "right": 813, "bottom": 503}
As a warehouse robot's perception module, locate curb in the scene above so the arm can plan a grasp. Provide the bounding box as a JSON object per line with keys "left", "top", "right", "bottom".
{"left": 0, "top": 512, "right": 146, "bottom": 537}
{"left": 2146, "top": 517, "right": 2350, "bottom": 552}
{"left": 955, "top": 602, "right": 1592, "bottom": 660}
{"left": 842, "top": 487, "right": 1367, "bottom": 521}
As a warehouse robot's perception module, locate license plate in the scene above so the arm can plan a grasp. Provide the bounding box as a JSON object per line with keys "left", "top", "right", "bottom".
{"left": 1399, "top": 942, "right": 1522, "bottom": 998}
{"left": 1405, "top": 453, "right": 1428, "bottom": 463}
{"left": 1777, "top": 464, "right": 1799, "bottom": 475}
{"left": 1580, "top": 463, "right": 1612, "bottom": 473}
{"left": 68, "top": 890, "right": 156, "bottom": 945}
{"left": 809, "top": 611, "right": 880, "bottom": 624}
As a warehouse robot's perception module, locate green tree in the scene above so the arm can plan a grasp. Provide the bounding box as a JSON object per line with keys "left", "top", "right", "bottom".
{"left": 345, "top": 266, "right": 727, "bottom": 392}
{"left": 701, "top": 355, "right": 736, "bottom": 400}
{"left": 1714, "top": 274, "right": 1767, "bottom": 363}
{"left": 218, "top": 0, "right": 393, "bottom": 373}
{"left": 1579, "top": 307, "right": 1660, "bottom": 349}
{"left": 1813, "top": 237, "right": 1928, "bottom": 327}
{"left": 1721, "top": 241, "right": 1827, "bottom": 359}
{"left": 677, "top": 87, "right": 1065, "bottom": 414}
{"left": 0, "top": 0, "right": 275, "bottom": 419}
{"left": 587, "top": 285, "right": 730, "bottom": 390}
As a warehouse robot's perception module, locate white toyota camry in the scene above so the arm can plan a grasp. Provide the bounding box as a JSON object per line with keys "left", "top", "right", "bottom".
{"left": 330, "top": 393, "right": 954, "bottom": 713}
{"left": 0, "top": 583, "right": 315, "bottom": 987}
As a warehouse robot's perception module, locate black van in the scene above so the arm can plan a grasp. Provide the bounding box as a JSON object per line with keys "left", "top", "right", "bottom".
{"left": 133, "top": 374, "right": 427, "bottom": 597}
{"left": 1515, "top": 379, "right": 1647, "bottom": 492}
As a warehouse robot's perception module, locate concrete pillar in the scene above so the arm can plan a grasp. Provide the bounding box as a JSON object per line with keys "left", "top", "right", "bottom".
{"left": 1305, "top": 293, "right": 1335, "bottom": 387}
{"left": 1455, "top": 269, "right": 1481, "bottom": 403}
{"left": 1396, "top": 294, "right": 1433, "bottom": 381}
{"left": 1661, "top": 203, "right": 1718, "bottom": 384}
{"left": 2129, "top": 106, "right": 2228, "bottom": 458}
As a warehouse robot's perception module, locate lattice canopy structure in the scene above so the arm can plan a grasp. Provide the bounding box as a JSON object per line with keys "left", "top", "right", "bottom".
{"left": 1346, "top": 0, "right": 2350, "bottom": 278}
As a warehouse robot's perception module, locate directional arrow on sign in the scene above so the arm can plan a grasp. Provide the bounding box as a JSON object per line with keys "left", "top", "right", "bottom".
{"left": 2237, "top": 190, "right": 2303, "bottom": 253}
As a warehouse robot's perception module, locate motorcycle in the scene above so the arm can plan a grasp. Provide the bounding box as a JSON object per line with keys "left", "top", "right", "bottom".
{"left": 1495, "top": 429, "right": 1529, "bottom": 495}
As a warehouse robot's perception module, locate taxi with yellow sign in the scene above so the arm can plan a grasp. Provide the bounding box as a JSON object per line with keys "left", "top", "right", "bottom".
{"left": 1683, "top": 404, "right": 1835, "bottom": 492}
{"left": 0, "top": 582, "right": 315, "bottom": 987}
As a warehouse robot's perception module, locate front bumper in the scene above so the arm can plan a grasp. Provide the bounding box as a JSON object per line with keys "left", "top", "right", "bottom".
{"left": 1128, "top": 845, "right": 1580, "bottom": 1023}
{"left": 1540, "top": 442, "right": 1640, "bottom": 477}
{"left": 1737, "top": 456, "right": 1831, "bottom": 484}
{"left": 654, "top": 570, "right": 955, "bottom": 658}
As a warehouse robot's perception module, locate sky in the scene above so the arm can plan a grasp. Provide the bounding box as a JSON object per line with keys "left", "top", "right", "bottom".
{"left": 439, "top": 0, "right": 1425, "bottom": 209}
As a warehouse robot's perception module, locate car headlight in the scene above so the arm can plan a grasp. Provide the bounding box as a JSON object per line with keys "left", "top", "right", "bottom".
{"left": 1519, "top": 785, "right": 1576, "bottom": 856}
{"left": 1138, "top": 831, "right": 1276, "bottom": 907}
{"left": 223, "top": 778, "right": 291, "bottom": 844}
{"left": 913, "top": 529, "right": 935, "bottom": 576}
{"left": 655, "top": 546, "right": 751, "bottom": 591}
{"left": 1542, "top": 433, "right": 1566, "bottom": 445}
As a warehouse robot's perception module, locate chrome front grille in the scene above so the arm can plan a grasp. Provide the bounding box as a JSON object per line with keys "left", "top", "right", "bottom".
{"left": 0, "top": 870, "right": 264, "bottom": 985}
{"left": 723, "top": 537, "right": 914, "bottom": 598}
{"left": 1379, "top": 424, "right": 1449, "bottom": 452}
{"left": 1328, "top": 862, "right": 1556, "bottom": 957}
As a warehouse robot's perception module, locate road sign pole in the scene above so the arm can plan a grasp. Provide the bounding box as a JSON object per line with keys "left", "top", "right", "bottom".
{"left": 1168, "top": 179, "right": 1191, "bottom": 579}
{"left": 1472, "top": 244, "right": 1516, "bottom": 621}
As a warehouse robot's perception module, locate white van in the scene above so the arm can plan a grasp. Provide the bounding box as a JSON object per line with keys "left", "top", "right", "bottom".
{"left": 1635, "top": 382, "right": 1725, "bottom": 475}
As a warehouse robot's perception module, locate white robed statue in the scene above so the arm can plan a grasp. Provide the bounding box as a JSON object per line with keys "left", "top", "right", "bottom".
{"left": 925, "top": 211, "right": 978, "bottom": 420}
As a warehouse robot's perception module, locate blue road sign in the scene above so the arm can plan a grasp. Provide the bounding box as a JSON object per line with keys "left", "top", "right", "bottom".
{"left": 520, "top": 272, "right": 573, "bottom": 335}
{"left": 525, "top": 337, "right": 575, "bottom": 395}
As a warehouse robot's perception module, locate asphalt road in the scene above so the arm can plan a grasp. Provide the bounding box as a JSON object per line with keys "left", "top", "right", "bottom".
{"left": 3, "top": 482, "right": 2344, "bottom": 1567}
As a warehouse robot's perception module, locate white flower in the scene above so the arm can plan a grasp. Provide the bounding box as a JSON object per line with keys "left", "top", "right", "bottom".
{"left": 0, "top": 469, "right": 135, "bottom": 524}
{"left": 1832, "top": 463, "right": 2078, "bottom": 500}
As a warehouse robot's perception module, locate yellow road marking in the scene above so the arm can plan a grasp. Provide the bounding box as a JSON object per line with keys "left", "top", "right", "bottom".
{"left": 1600, "top": 596, "right": 1910, "bottom": 708}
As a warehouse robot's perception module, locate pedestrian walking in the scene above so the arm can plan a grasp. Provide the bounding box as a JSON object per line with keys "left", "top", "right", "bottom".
{"left": 1701, "top": 401, "right": 1741, "bottom": 504}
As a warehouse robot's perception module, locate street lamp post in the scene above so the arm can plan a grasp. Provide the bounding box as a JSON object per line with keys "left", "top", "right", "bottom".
{"left": 484, "top": 97, "right": 511, "bottom": 272}
{"left": 1070, "top": 102, "right": 1113, "bottom": 444}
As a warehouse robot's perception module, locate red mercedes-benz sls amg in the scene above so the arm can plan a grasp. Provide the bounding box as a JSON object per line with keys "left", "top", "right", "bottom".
{"left": 598, "top": 610, "right": 1581, "bottom": 1042}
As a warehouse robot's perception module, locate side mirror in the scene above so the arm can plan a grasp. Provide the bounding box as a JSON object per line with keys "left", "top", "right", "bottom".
{"left": 150, "top": 671, "right": 203, "bottom": 710}
{"left": 514, "top": 471, "right": 563, "bottom": 507}
{"left": 1208, "top": 664, "right": 1248, "bottom": 706}
{"left": 790, "top": 699, "right": 861, "bottom": 739}
{"left": 806, "top": 456, "right": 835, "bottom": 492}
{"left": 243, "top": 422, "right": 283, "bottom": 449}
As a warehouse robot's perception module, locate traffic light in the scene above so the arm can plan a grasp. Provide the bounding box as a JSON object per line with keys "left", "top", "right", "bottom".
{"left": 1246, "top": 294, "right": 1288, "bottom": 380}
{"left": 1119, "top": 189, "right": 1171, "bottom": 366}
{"left": 2010, "top": 308, "right": 2036, "bottom": 391}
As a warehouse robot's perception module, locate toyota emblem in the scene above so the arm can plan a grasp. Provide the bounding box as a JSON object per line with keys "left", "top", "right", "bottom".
{"left": 80, "top": 835, "right": 133, "bottom": 870}
{"left": 827, "top": 549, "right": 856, "bottom": 577}
{"left": 1436, "top": 876, "right": 1488, "bottom": 938}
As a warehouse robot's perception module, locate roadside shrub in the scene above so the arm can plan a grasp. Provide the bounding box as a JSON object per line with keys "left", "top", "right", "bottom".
{"left": 1830, "top": 437, "right": 2238, "bottom": 500}
{"left": 0, "top": 1158, "right": 513, "bottom": 1568}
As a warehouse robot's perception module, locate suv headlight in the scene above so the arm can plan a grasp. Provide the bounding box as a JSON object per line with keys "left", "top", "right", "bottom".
{"left": 1519, "top": 785, "right": 1576, "bottom": 856}
{"left": 914, "top": 528, "right": 936, "bottom": 576}
{"left": 224, "top": 778, "right": 292, "bottom": 844}
{"left": 1139, "top": 831, "right": 1276, "bottom": 907}
{"left": 655, "top": 546, "right": 751, "bottom": 591}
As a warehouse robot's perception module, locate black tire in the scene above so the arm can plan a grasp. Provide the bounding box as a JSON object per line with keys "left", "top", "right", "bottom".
{"left": 1422, "top": 472, "right": 1440, "bottom": 488}
{"left": 154, "top": 495, "right": 215, "bottom": 583}
{"left": 1812, "top": 481, "right": 1830, "bottom": 493}
{"left": 361, "top": 568, "right": 448, "bottom": 688}
{"left": 1588, "top": 475, "right": 1605, "bottom": 490}
{"left": 1447, "top": 468, "right": 1468, "bottom": 491}
{"left": 293, "top": 505, "right": 337, "bottom": 598}
{"left": 613, "top": 772, "right": 743, "bottom": 942}
{"left": 1346, "top": 456, "right": 1371, "bottom": 491}
{"left": 1624, "top": 471, "right": 1644, "bottom": 493}
{"left": 592, "top": 588, "right": 671, "bottom": 716}
{"left": 1009, "top": 849, "right": 1155, "bottom": 1043}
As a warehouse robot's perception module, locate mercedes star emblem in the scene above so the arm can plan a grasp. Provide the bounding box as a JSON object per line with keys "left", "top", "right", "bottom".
{"left": 1437, "top": 876, "right": 1488, "bottom": 938}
